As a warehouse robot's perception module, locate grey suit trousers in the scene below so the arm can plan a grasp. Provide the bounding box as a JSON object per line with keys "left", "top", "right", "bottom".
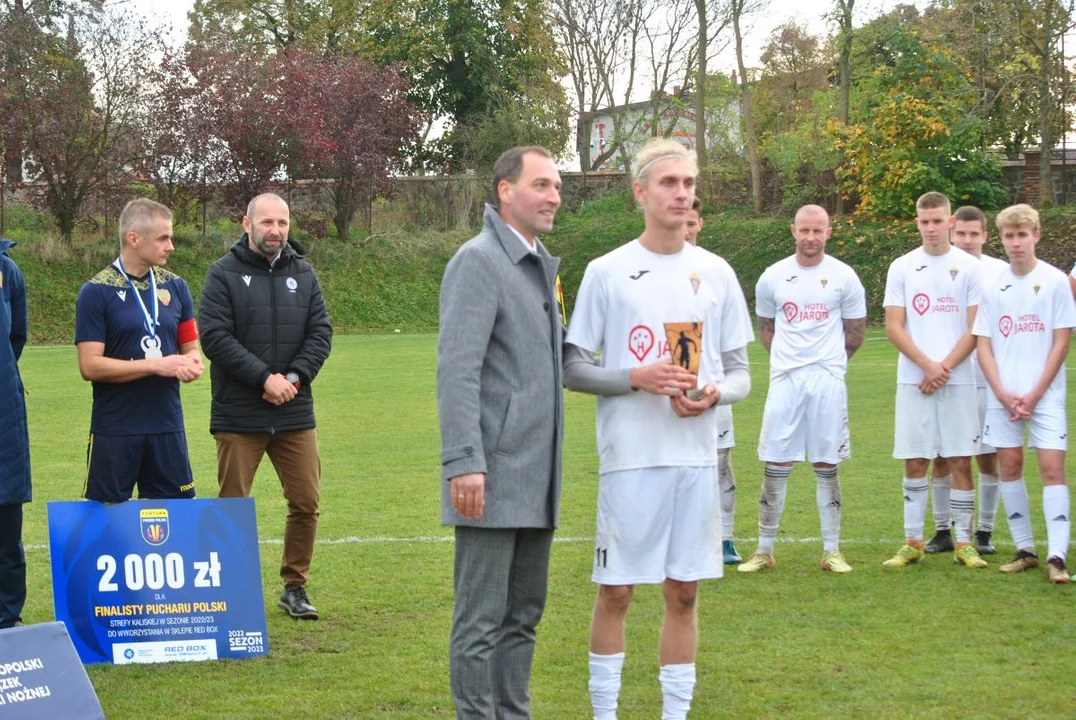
{"left": 450, "top": 526, "right": 554, "bottom": 719}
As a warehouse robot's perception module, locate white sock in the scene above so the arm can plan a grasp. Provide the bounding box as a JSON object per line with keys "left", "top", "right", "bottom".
{"left": 659, "top": 663, "right": 696, "bottom": 720}
{"left": 903, "top": 477, "right": 929, "bottom": 542}
{"left": 977, "top": 473, "right": 1000, "bottom": 532}
{"left": 931, "top": 474, "right": 952, "bottom": 531}
{"left": 1000, "top": 479, "right": 1035, "bottom": 552}
{"left": 951, "top": 489, "right": 975, "bottom": 544}
{"left": 1043, "top": 485, "right": 1070, "bottom": 562}
{"left": 757, "top": 465, "right": 791, "bottom": 556}
{"left": 718, "top": 450, "right": 736, "bottom": 540}
{"left": 589, "top": 652, "right": 624, "bottom": 720}
{"left": 815, "top": 466, "right": 841, "bottom": 553}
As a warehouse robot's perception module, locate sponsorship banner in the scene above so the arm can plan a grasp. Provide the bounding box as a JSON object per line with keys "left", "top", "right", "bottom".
{"left": 47, "top": 498, "right": 269, "bottom": 665}
{"left": 0, "top": 622, "right": 104, "bottom": 719}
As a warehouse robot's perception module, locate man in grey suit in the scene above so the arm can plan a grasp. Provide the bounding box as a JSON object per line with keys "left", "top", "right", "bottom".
{"left": 437, "top": 145, "right": 564, "bottom": 719}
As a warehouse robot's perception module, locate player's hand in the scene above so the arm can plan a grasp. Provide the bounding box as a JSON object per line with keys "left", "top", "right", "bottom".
{"left": 996, "top": 390, "right": 1026, "bottom": 421}
{"left": 451, "top": 473, "right": 485, "bottom": 519}
{"left": 155, "top": 354, "right": 193, "bottom": 379}
{"left": 630, "top": 360, "right": 697, "bottom": 396}
{"left": 263, "top": 373, "right": 298, "bottom": 405}
{"left": 176, "top": 355, "right": 204, "bottom": 383}
{"left": 1010, "top": 392, "right": 1037, "bottom": 420}
{"left": 918, "top": 361, "right": 949, "bottom": 394}
{"left": 670, "top": 383, "right": 719, "bottom": 418}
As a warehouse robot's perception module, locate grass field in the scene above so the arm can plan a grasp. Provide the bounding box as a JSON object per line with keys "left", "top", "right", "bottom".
{"left": 16, "top": 330, "right": 1076, "bottom": 718}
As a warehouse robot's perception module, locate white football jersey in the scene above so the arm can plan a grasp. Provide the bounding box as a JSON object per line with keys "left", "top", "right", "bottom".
{"left": 973, "top": 260, "right": 1076, "bottom": 408}
{"left": 755, "top": 254, "right": 866, "bottom": 380}
{"left": 883, "top": 246, "right": 982, "bottom": 385}
{"left": 970, "top": 254, "right": 1009, "bottom": 388}
{"left": 566, "top": 240, "right": 753, "bottom": 473}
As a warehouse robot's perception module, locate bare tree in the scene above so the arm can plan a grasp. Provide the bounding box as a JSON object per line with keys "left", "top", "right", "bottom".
{"left": 730, "top": 0, "right": 763, "bottom": 213}
{"left": 832, "top": 0, "right": 854, "bottom": 214}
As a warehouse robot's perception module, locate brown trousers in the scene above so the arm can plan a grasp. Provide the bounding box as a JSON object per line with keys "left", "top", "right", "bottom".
{"left": 215, "top": 429, "right": 320, "bottom": 588}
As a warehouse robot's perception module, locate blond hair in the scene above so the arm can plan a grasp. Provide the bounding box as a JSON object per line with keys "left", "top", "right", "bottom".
{"left": 118, "top": 199, "right": 172, "bottom": 246}
{"left": 632, "top": 138, "right": 697, "bottom": 185}
{"left": 995, "top": 203, "right": 1039, "bottom": 231}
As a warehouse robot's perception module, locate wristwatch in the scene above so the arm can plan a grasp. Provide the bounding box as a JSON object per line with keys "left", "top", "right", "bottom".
{"left": 285, "top": 372, "right": 300, "bottom": 387}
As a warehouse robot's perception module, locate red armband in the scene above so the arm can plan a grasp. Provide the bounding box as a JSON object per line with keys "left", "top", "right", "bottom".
{"left": 177, "top": 318, "right": 199, "bottom": 345}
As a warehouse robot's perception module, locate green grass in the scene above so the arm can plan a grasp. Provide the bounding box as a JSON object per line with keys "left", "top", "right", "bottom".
{"left": 16, "top": 330, "right": 1076, "bottom": 718}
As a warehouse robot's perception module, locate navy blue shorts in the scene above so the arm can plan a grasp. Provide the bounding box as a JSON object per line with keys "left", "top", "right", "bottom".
{"left": 84, "top": 432, "right": 196, "bottom": 502}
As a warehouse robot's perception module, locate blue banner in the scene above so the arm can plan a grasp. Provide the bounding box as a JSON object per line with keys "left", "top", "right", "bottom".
{"left": 47, "top": 499, "right": 269, "bottom": 665}
{"left": 0, "top": 622, "right": 104, "bottom": 719}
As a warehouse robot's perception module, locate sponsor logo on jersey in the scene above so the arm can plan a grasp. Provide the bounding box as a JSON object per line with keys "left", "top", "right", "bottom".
{"left": 999, "top": 313, "right": 1045, "bottom": 336}
{"left": 1000, "top": 284, "right": 1012, "bottom": 292}
{"left": 912, "top": 293, "right": 930, "bottom": 315}
{"left": 782, "top": 302, "right": 798, "bottom": 323}
{"left": 785, "top": 275, "right": 798, "bottom": 283}
{"left": 915, "top": 265, "right": 927, "bottom": 272}
{"left": 629, "top": 270, "right": 649, "bottom": 280}
{"left": 628, "top": 325, "right": 655, "bottom": 362}
{"left": 689, "top": 272, "right": 701, "bottom": 295}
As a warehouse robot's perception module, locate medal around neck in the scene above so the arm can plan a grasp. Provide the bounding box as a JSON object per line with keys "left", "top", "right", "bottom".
{"left": 141, "top": 334, "right": 163, "bottom": 359}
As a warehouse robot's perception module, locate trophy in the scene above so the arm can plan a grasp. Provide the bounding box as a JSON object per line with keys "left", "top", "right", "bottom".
{"left": 664, "top": 321, "right": 704, "bottom": 400}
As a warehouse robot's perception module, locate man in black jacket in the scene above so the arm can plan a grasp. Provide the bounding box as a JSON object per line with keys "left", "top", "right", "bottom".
{"left": 199, "top": 193, "right": 333, "bottom": 620}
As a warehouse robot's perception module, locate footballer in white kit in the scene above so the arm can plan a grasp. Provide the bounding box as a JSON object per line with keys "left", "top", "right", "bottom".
{"left": 882, "top": 192, "right": 986, "bottom": 570}
{"left": 564, "top": 139, "right": 753, "bottom": 720}
{"left": 738, "top": 205, "right": 866, "bottom": 575}
{"left": 925, "top": 206, "right": 1010, "bottom": 556}
{"left": 973, "top": 204, "right": 1074, "bottom": 584}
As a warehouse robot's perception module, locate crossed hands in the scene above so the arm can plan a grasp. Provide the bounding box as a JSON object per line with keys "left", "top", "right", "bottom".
{"left": 630, "top": 360, "right": 719, "bottom": 417}
{"left": 262, "top": 373, "right": 298, "bottom": 406}
{"left": 917, "top": 360, "right": 950, "bottom": 395}
{"left": 997, "top": 390, "right": 1039, "bottom": 421}
{"left": 156, "top": 354, "right": 204, "bottom": 383}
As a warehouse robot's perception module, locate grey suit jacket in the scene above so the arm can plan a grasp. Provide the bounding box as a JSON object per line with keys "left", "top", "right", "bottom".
{"left": 437, "top": 204, "right": 564, "bottom": 529}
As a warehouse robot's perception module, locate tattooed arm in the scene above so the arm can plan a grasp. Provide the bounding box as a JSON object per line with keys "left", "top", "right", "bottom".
{"left": 843, "top": 317, "right": 866, "bottom": 358}
{"left": 758, "top": 316, "right": 775, "bottom": 353}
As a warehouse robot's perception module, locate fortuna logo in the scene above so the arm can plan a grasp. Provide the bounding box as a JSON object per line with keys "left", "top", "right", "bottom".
{"left": 242, "top": 275, "right": 252, "bottom": 287}
{"left": 915, "top": 265, "right": 927, "bottom": 272}
{"left": 629, "top": 270, "right": 650, "bottom": 280}
{"left": 785, "top": 275, "right": 797, "bottom": 283}
{"left": 116, "top": 290, "right": 127, "bottom": 302}
{"left": 820, "top": 278, "right": 828, "bottom": 288}
{"left": 1000, "top": 284, "right": 1012, "bottom": 292}
{"left": 689, "top": 272, "right": 701, "bottom": 295}
{"left": 949, "top": 267, "right": 958, "bottom": 280}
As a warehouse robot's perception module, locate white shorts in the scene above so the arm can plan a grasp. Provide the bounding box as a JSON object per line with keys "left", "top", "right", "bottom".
{"left": 593, "top": 466, "right": 722, "bottom": 585}
{"left": 716, "top": 405, "right": 735, "bottom": 450}
{"left": 976, "top": 386, "right": 996, "bottom": 455}
{"left": 893, "top": 384, "right": 980, "bottom": 459}
{"left": 983, "top": 405, "right": 1068, "bottom": 451}
{"left": 758, "top": 370, "right": 850, "bottom": 464}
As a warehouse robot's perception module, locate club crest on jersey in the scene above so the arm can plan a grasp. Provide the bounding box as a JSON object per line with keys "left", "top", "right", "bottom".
{"left": 116, "top": 290, "right": 127, "bottom": 302}
{"left": 912, "top": 293, "right": 930, "bottom": 316}
{"left": 689, "top": 272, "right": 701, "bottom": 295}
{"left": 820, "top": 277, "right": 828, "bottom": 289}
{"left": 140, "top": 508, "right": 169, "bottom": 547}
{"left": 1034, "top": 283, "right": 1041, "bottom": 295}
{"left": 999, "top": 315, "right": 1013, "bottom": 338}
{"left": 782, "top": 302, "right": 798, "bottom": 323}
{"left": 157, "top": 288, "right": 172, "bottom": 306}
{"left": 949, "top": 267, "right": 959, "bottom": 280}
{"left": 628, "top": 325, "right": 655, "bottom": 362}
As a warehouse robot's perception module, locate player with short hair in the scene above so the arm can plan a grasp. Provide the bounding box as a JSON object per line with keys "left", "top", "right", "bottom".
{"left": 882, "top": 191, "right": 987, "bottom": 569}
{"left": 973, "top": 204, "right": 1073, "bottom": 584}
{"left": 565, "top": 138, "right": 752, "bottom": 720}
{"left": 684, "top": 196, "right": 741, "bottom": 564}
{"left": 75, "top": 198, "right": 202, "bottom": 503}
{"left": 925, "top": 206, "right": 1008, "bottom": 555}
{"left": 738, "top": 204, "right": 866, "bottom": 575}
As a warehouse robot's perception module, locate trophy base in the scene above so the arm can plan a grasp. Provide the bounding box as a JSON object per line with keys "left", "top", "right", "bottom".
{"left": 686, "top": 389, "right": 705, "bottom": 402}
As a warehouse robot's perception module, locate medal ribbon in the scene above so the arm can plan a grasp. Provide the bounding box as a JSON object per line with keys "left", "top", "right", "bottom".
{"left": 115, "top": 258, "right": 159, "bottom": 339}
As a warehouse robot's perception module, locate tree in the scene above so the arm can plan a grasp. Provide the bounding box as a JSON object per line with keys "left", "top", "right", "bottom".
{"left": 831, "top": 0, "right": 854, "bottom": 213}
{"left": 730, "top": 0, "right": 762, "bottom": 214}
{"left": 287, "top": 54, "right": 420, "bottom": 239}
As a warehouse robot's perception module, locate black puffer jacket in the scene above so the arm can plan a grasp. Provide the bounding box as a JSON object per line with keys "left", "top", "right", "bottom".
{"left": 199, "top": 237, "right": 333, "bottom": 434}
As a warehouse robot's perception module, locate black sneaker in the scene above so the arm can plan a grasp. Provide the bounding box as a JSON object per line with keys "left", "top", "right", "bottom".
{"left": 279, "top": 586, "right": 319, "bottom": 620}
{"left": 924, "top": 529, "right": 954, "bottom": 553}
{"left": 975, "top": 530, "right": 996, "bottom": 555}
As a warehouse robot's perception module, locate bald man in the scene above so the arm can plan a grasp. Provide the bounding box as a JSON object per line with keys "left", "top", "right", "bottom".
{"left": 740, "top": 205, "right": 867, "bottom": 574}
{"left": 199, "top": 193, "right": 333, "bottom": 620}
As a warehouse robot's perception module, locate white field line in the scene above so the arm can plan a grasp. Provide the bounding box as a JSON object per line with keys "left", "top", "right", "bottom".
{"left": 25, "top": 534, "right": 1062, "bottom": 553}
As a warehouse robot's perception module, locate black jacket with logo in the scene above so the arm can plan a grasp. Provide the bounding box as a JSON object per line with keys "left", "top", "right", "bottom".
{"left": 198, "top": 236, "right": 333, "bottom": 434}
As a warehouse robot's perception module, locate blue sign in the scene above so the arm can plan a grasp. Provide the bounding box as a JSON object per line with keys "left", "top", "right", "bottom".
{"left": 0, "top": 622, "right": 104, "bottom": 719}
{"left": 47, "top": 499, "right": 269, "bottom": 665}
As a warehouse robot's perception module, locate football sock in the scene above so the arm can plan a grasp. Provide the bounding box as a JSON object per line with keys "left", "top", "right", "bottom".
{"left": 977, "top": 473, "right": 1000, "bottom": 532}
{"left": 951, "top": 489, "right": 975, "bottom": 544}
{"left": 931, "top": 474, "right": 952, "bottom": 531}
{"left": 814, "top": 465, "right": 841, "bottom": 553}
{"left": 659, "top": 663, "right": 696, "bottom": 720}
{"left": 1000, "top": 478, "right": 1034, "bottom": 552}
{"left": 757, "top": 464, "right": 791, "bottom": 556}
{"left": 902, "top": 477, "right": 929, "bottom": 542}
{"left": 589, "top": 652, "right": 624, "bottom": 720}
{"left": 718, "top": 450, "right": 736, "bottom": 541}
{"left": 1043, "top": 485, "right": 1070, "bottom": 562}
